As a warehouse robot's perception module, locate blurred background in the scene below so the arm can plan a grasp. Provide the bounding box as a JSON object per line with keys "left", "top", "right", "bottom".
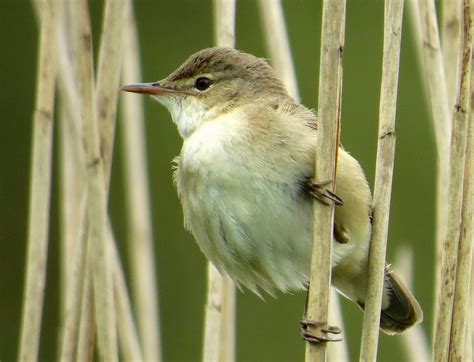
{"left": 1, "top": 0, "right": 435, "bottom": 360}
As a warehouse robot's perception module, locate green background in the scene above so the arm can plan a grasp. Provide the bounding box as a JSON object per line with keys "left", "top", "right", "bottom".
{"left": 1, "top": 0, "right": 436, "bottom": 360}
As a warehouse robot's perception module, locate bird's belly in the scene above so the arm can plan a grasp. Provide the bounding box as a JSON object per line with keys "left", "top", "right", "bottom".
{"left": 179, "top": 172, "right": 314, "bottom": 295}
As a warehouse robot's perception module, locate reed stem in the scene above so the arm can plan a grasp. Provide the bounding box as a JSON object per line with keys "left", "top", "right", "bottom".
{"left": 305, "top": 1, "right": 346, "bottom": 361}
{"left": 433, "top": 0, "right": 472, "bottom": 359}
{"left": 119, "top": 0, "right": 162, "bottom": 360}
{"left": 18, "top": 0, "right": 58, "bottom": 359}
{"left": 359, "top": 0, "right": 404, "bottom": 360}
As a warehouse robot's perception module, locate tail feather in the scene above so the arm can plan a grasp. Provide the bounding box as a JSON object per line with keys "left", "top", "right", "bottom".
{"left": 355, "top": 266, "right": 423, "bottom": 334}
{"left": 379, "top": 265, "right": 423, "bottom": 334}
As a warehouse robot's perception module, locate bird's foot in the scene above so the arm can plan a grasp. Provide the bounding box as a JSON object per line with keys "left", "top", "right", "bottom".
{"left": 308, "top": 179, "right": 344, "bottom": 206}
{"left": 334, "top": 223, "right": 350, "bottom": 244}
{"left": 300, "top": 319, "right": 343, "bottom": 343}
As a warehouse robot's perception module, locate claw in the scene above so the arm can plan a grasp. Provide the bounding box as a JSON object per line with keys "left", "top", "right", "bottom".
{"left": 308, "top": 179, "right": 344, "bottom": 206}
{"left": 300, "top": 319, "right": 343, "bottom": 344}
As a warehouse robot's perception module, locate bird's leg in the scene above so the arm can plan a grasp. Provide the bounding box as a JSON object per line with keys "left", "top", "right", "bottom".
{"left": 300, "top": 289, "right": 343, "bottom": 343}
{"left": 308, "top": 179, "right": 344, "bottom": 206}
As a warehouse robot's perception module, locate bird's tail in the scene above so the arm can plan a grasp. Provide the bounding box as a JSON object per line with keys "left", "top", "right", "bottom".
{"left": 378, "top": 265, "right": 423, "bottom": 334}
{"left": 356, "top": 265, "right": 423, "bottom": 334}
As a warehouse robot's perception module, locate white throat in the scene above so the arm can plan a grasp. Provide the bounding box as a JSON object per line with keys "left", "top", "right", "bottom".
{"left": 154, "top": 95, "right": 209, "bottom": 139}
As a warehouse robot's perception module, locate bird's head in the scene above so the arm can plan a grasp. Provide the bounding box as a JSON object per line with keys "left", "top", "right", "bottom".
{"left": 121, "top": 47, "right": 288, "bottom": 138}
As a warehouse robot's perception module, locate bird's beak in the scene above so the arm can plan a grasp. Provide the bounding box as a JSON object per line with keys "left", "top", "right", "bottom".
{"left": 120, "top": 82, "right": 177, "bottom": 95}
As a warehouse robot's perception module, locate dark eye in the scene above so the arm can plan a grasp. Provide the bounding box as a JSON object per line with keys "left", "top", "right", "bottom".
{"left": 194, "top": 77, "right": 213, "bottom": 91}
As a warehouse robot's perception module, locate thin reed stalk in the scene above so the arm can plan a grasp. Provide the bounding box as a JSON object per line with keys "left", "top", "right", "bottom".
{"left": 257, "top": 0, "right": 299, "bottom": 99}
{"left": 359, "top": 1, "right": 404, "bottom": 360}
{"left": 18, "top": 0, "right": 59, "bottom": 360}
{"left": 441, "top": 0, "right": 462, "bottom": 110}
{"left": 69, "top": 0, "right": 118, "bottom": 358}
{"left": 327, "top": 290, "right": 349, "bottom": 362}
{"left": 257, "top": 2, "right": 349, "bottom": 359}
{"left": 119, "top": 0, "right": 162, "bottom": 360}
{"left": 433, "top": 0, "right": 472, "bottom": 359}
{"left": 201, "top": 1, "right": 237, "bottom": 361}
{"left": 449, "top": 28, "right": 473, "bottom": 357}
{"left": 411, "top": 0, "right": 452, "bottom": 323}
{"left": 395, "top": 248, "right": 431, "bottom": 361}
{"left": 109, "top": 224, "right": 144, "bottom": 361}
{"left": 305, "top": 1, "right": 346, "bottom": 360}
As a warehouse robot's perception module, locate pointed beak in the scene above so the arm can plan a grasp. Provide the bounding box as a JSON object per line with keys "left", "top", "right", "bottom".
{"left": 120, "top": 82, "right": 178, "bottom": 95}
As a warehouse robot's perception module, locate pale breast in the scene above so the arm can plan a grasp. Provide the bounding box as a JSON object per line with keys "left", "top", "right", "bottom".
{"left": 175, "top": 108, "right": 316, "bottom": 295}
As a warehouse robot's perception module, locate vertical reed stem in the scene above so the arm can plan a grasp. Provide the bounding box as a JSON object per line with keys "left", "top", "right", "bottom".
{"left": 120, "top": 0, "right": 162, "bottom": 359}
{"left": 433, "top": 0, "right": 472, "bottom": 359}
{"left": 19, "top": 0, "right": 58, "bottom": 359}
{"left": 258, "top": 0, "right": 299, "bottom": 99}
{"left": 305, "top": 1, "right": 345, "bottom": 361}
{"left": 69, "top": 0, "right": 118, "bottom": 358}
{"left": 359, "top": 1, "right": 404, "bottom": 360}
{"left": 448, "top": 5, "right": 473, "bottom": 356}
{"left": 202, "top": 2, "right": 237, "bottom": 361}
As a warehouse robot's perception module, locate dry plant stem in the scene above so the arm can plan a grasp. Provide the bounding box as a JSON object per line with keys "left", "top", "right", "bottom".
{"left": 441, "top": 0, "right": 462, "bottom": 110}
{"left": 449, "top": 57, "right": 473, "bottom": 359}
{"left": 433, "top": 0, "right": 472, "bottom": 359}
{"left": 77, "top": 270, "right": 95, "bottom": 362}
{"left": 96, "top": 0, "right": 125, "bottom": 187}
{"left": 18, "top": 0, "right": 58, "bottom": 360}
{"left": 359, "top": 1, "right": 404, "bottom": 360}
{"left": 203, "top": 264, "right": 225, "bottom": 362}
{"left": 109, "top": 224, "right": 144, "bottom": 361}
{"left": 257, "top": 0, "right": 299, "bottom": 99}
{"left": 415, "top": 0, "right": 452, "bottom": 321}
{"left": 327, "top": 291, "right": 349, "bottom": 362}
{"left": 202, "top": 1, "right": 237, "bottom": 362}
{"left": 69, "top": 0, "right": 118, "bottom": 359}
{"left": 120, "top": 0, "right": 162, "bottom": 360}
{"left": 304, "top": 0, "right": 345, "bottom": 361}
{"left": 450, "top": 117, "right": 473, "bottom": 359}
{"left": 257, "top": 3, "right": 348, "bottom": 358}
{"left": 395, "top": 248, "right": 431, "bottom": 361}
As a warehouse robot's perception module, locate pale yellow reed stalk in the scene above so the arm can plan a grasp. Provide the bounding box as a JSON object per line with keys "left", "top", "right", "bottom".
{"left": 257, "top": 0, "right": 299, "bottom": 99}
{"left": 449, "top": 27, "right": 473, "bottom": 356}
{"left": 69, "top": 0, "right": 118, "bottom": 358}
{"left": 305, "top": 1, "right": 345, "bottom": 361}
{"left": 120, "top": 0, "right": 162, "bottom": 360}
{"left": 433, "top": 0, "right": 472, "bottom": 359}
{"left": 257, "top": 2, "right": 349, "bottom": 359}
{"left": 395, "top": 248, "right": 431, "bottom": 361}
{"left": 201, "top": 2, "right": 237, "bottom": 362}
{"left": 441, "top": 0, "right": 462, "bottom": 110}
{"left": 413, "top": 1, "right": 452, "bottom": 324}
{"left": 359, "top": 1, "right": 404, "bottom": 360}
{"left": 18, "top": 0, "right": 59, "bottom": 360}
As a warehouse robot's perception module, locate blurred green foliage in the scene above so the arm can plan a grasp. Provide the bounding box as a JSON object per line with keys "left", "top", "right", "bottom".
{"left": 1, "top": 0, "right": 435, "bottom": 360}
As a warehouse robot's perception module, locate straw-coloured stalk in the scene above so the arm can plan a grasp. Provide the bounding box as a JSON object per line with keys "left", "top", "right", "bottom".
{"left": 359, "top": 0, "right": 404, "bottom": 360}
{"left": 433, "top": 0, "right": 472, "bottom": 359}
{"left": 395, "top": 248, "right": 431, "bottom": 361}
{"left": 69, "top": 0, "right": 118, "bottom": 358}
{"left": 120, "top": 0, "right": 162, "bottom": 360}
{"left": 201, "top": 2, "right": 237, "bottom": 362}
{"left": 96, "top": 0, "right": 125, "bottom": 190}
{"left": 414, "top": 1, "right": 452, "bottom": 320}
{"left": 257, "top": 0, "right": 299, "bottom": 99}
{"left": 441, "top": 0, "right": 462, "bottom": 110}
{"left": 449, "top": 97, "right": 473, "bottom": 359}
{"left": 448, "top": 9, "right": 473, "bottom": 356}
{"left": 257, "top": 2, "right": 349, "bottom": 360}
{"left": 304, "top": 1, "right": 345, "bottom": 360}
{"left": 18, "top": 0, "right": 58, "bottom": 360}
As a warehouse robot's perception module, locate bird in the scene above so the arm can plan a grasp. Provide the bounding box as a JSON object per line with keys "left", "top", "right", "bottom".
{"left": 121, "top": 47, "right": 423, "bottom": 338}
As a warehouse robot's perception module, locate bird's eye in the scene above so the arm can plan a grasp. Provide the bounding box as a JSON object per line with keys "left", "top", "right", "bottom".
{"left": 194, "top": 77, "right": 213, "bottom": 91}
